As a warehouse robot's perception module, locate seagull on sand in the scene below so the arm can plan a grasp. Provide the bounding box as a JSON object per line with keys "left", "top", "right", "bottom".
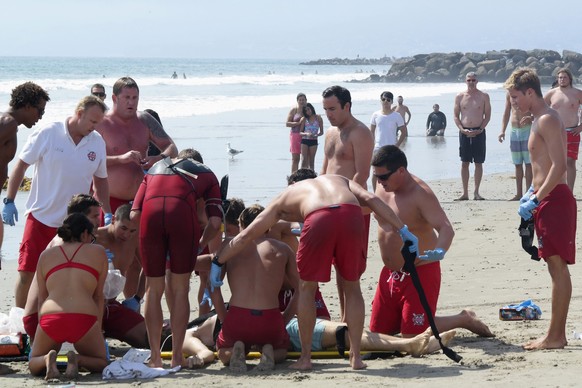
{"left": 227, "top": 143, "right": 244, "bottom": 159}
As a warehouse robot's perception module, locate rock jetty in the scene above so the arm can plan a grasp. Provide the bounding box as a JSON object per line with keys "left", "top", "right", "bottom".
{"left": 352, "top": 49, "right": 582, "bottom": 84}
{"left": 300, "top": 56, "right": 394, "bottom": 66}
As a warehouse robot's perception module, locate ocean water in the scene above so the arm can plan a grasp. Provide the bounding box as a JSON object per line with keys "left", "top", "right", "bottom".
{"left": 0, "top": 57, "right": 521, "bottom": 259}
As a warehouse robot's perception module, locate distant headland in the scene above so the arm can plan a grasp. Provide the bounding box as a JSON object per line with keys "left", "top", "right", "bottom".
{"left": 300, "top": 56, "right": 394, "bottom": 66}
{"left": 339, "top": 49, "right": 582, "bottom": 84}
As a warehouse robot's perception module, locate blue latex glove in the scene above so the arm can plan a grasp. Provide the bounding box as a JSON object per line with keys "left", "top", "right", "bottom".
{"left": 200, "top": 287, "right": 213, "bottom": 308}
{"left": 398, "top": 225, "right": 419, "bottom": 254}
{"left": 122, "top": 296, "right": 141, "bottom": 312}
{"left": 419, "top": 248, "right": 446, "bottom": 261}
{"left": 104, "top": 212, "right": 113, "bottom": 226}
{"left": 209, "top": 262, "right": 223, "bottom": 292}
{"left": 2, "top": 202, "right": 18, "bottom": 226}
{"left": 518, "top": 198, "right": 539, "bottom": 220}
{"left": 520, "top": 186, "right": 534, "bottom": 204}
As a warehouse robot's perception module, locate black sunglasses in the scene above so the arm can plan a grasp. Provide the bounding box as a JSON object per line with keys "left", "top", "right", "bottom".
{"left": 374, "top": 169, "right": 397, "bottom": 181}
{"left": 92, "top": 92, "right": 106, "bottom": 98}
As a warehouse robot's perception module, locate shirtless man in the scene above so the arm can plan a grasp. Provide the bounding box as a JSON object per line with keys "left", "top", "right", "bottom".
{"left": 506, "top": 68, "right": 576, "bottom": 350}
{"left": 211, "top": 205, "right": 299, "bottom": 372}
{"left": 543, "top": 68, "right": 582, "bottom": 191}
{"left": 210, "top": 169, "right": 418, "bottom": 370}
{"left": 94, "top": 204, "right": 149, "bottom": 348}
{"left": 499, "top": 93, "right": 533, "bottom": 200}
{"left": 0, "top": 82, "right": 49, "bottom": 251}
{"left": 453, "top": 72, "right": 491, "bottom": 201}
{"left": 96, "top": 76, "right": 177, "bottom": 213}
{"left": 370, "top": 145, "right": 494, "bottom": 339}
{"left": 392, "top": 95, "right": 412, "bottom": 125}
{"left": 320, "top": 85, "right": 374, "bottom": 321}
{"left": 3, "top": 96, "right": 111, "bottom": 308}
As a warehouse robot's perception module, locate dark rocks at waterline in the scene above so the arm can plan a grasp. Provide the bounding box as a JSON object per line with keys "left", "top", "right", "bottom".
{"left": 351, "top": 49, "right": 582, "bottom": 84}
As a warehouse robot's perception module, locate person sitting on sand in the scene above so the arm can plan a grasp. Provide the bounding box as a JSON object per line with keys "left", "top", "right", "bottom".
{"left": 370, "top": 145, "right": 494, "bottom": 339}
{"left": 29, "top": 213, "right": 108, "bottom": 380}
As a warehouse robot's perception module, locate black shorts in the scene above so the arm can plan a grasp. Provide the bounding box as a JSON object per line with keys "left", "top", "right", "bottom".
{"left": 459, "top": 128, "right": 486, "bottom": 163}
{"left": 301, "top": 138, "right": 318, "bottom": 147}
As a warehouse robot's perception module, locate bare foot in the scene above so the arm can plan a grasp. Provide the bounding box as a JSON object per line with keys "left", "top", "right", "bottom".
{"left": 474, "top": 194, "right": 486, "bottom": 200}
{"left": 408, "top": 328, "right": 432, "bottom": 357}
{"left": 349, "top": 351, "right": 367, "bottom": 370}
{"left": 147, "top": 357, "right": 163, "bottom": 369}
{"left": 64, "top": 351, "right": 79, "bottom": 380}
{"left": 186, "top": 355, "right": 205, "bottom": 369}
{"left": 229, "top": 341, "right": 247, "bottom": 373}
{"left": 171, "top": 351, "right": 184, "bottom": 369}
{"left": 289, "top": 355, "right": 312, "bottom": 371}
{"left": 523, "top": 335, "right": 567, "bottom": 350}
{"left": 256, "top": 344, "right": 275, "bottom": 371}
{"left": 509, "top": 194, "right": 521, "bottom": 201}
{"left": 462, "top": 309, "right": 495, "bottom": 337}
{"left": 426, "top": 330, "right": 456, "bottom": 354}
{"left": 45, "top": 349, "right": 60, "bottom": 381}
{"left": 454, "top": 196, "right": 469, "bottom": 201}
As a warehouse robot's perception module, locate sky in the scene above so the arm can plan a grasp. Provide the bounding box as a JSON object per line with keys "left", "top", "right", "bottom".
{"left": 2, "top": 0, "right": 581, "bottom": 60}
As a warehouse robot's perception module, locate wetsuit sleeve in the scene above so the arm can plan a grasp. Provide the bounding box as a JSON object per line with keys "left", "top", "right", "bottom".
{"left": 132, "top": 176, "right": 148, "bottom": 211}
{"left": 203, "top": 174, "right": 223, "bottom": 219}
{"left": 426, "top": 114, "right": 431, "bottom": 129}
{"left": 442, "top": 112, "right": 447, "bottom": 128}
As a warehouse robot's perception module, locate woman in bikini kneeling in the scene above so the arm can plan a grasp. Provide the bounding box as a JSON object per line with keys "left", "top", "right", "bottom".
{"left": 29, "top": 213, "right": 108, "bottom": 380}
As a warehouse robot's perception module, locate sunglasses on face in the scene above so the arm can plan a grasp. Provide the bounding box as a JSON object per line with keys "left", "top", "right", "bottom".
{"left": 36, "top": 106, "right": 45, "bottom": 116}
{"left": 374, "top": 169, "right": 397, "bottom": 181}
{"left": 90, "top": 233, "right": 97, "bottom": 244}
{"left": 92, "top": 92, "right": 106, "bottom": 98}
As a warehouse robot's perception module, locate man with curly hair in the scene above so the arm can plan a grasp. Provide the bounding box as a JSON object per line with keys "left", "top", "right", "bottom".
{"left": 0, "top": 82, "right": 49, "bottom": 251}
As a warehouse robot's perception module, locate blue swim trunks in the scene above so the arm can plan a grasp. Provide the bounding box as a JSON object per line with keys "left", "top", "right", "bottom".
{"left": 286, "top": 317, "right": 326, "bottom": 351}
{"left": 510, "top": 125, "right": 531, "bottom": 165}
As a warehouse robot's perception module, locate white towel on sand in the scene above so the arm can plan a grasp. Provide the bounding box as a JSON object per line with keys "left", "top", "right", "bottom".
{"left": 102, "top": 360, "right": 180, "bottom": 380}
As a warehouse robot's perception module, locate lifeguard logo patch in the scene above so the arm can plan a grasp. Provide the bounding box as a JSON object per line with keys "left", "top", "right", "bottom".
{"left": 87, "top": 151, "right": 96, "bottom": 161}
{"left": 412, "top": 313, "right": 425, "bottom": 326}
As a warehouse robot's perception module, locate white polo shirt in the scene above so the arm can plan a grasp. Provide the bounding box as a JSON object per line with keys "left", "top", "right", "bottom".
{"left": 19, "top": 120, "right": 107, "bottom": 227}
{"left": 370, "top": 110, "right": 405, "bottom": 150}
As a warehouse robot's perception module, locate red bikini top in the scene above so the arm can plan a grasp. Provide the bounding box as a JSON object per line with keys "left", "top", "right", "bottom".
{"left": 45, "top": 243, "right": 99, "bottom": 281}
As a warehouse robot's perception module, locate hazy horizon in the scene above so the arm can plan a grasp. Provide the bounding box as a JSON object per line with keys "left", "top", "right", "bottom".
{"left": 2, "top": 0, "right": 581, "bottom": 60}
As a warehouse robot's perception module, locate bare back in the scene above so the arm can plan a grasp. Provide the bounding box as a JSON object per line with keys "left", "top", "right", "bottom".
{"left": 226, "top": 237, "right": 295, "bottom": 310}
{"left": 321, "top": 119, "right": 373, "bottom": 188}
{"left": 37, "top": 243, "right": 107, "bottom": 316}
{"left": 0, "top": 113, "right": 19, "bottom": 184}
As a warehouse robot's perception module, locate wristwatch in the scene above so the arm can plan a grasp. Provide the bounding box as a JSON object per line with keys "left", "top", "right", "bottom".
{"left": 3, "top": 198, "right": 14, "bottom": 204}
{"left": 212, "top": 255, "right": 223, "bottom": 267}
{"left": 529, "top": 194, "right": 539, "bottom": 204}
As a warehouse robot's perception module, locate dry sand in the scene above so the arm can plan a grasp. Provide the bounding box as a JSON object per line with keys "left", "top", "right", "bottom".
{"left": 1, "top": 171, "right": 582, "bottom": 387}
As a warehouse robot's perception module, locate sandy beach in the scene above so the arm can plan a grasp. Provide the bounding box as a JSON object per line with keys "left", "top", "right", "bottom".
{"left": 1, "top": 169, "right": 582, "bottom": 387}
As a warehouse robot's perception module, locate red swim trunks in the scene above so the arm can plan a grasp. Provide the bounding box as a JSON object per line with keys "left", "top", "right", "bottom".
{"left": 103, "top": 300, "right": 144, "bottom": 340}
{"left": 18, "top": 213, "right": 58, "bottom": 272}
{"left": 296, "top": 204, "right": 366, "bottom": 282}
{"left": 370, "top": 262, "right": 441, "bottom": 336}
{"left": 216, "top": 306, "right": 289, "bottom": 352}
{"left": 534, "top": 184, "right": 576, "bottom": 264}
{"left": 100, "top": 196, "right": 131, "bottom": 225}
{"left": 567, "top": 130, "right": 580, "bottom": 160}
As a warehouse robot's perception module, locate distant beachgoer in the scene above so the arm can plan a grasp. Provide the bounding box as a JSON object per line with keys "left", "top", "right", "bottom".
{"left": 183, "top": 73, "right": 187, "bottom": 79}
{"left": 370, "top": 145, "right": 494, "bottom": 340}
{"left": 209, "top": 170, "right": 419, "bottom": 371}
{"left": 131, "top": 153, "right": 222, "bottom": 368}
{"left": 299, "top": 103, "right": 324, "bottom": 170}
{"left": 426, "top": 104, "right": 447, "bottom": 136}
{"left": 543, "top": 68, "right": 582, "bottom": 191}
{"left": 29, "top": 213, "right": 108, "bottom": 380}
{"left": 321, "top": 85, "right": 374, "bottom": 322}
{"left": 505, "top": 68, "right": 576, "bottom": 351}
{"left": 171, "top": 72, "right": 178, "bottom": 79}
{"left": 453, "top": 72, "right": 491, "bottom": 201}
{"left": 0, "top": 82, "right": 49, "bottom": 251}
{"left": 370, "top": 91, "right": 407, "bottom": 191}
{"left": 392, "top": 95, "right": 412, "bottom": 125}
{"left": 498, "top": 93, "right": 533, "bottom": 200}
{"left": 286, "top": 93, "right": 307, "bottom": 173}
{"left": 3, "top": 96, "right": 110, "bottom": 308}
